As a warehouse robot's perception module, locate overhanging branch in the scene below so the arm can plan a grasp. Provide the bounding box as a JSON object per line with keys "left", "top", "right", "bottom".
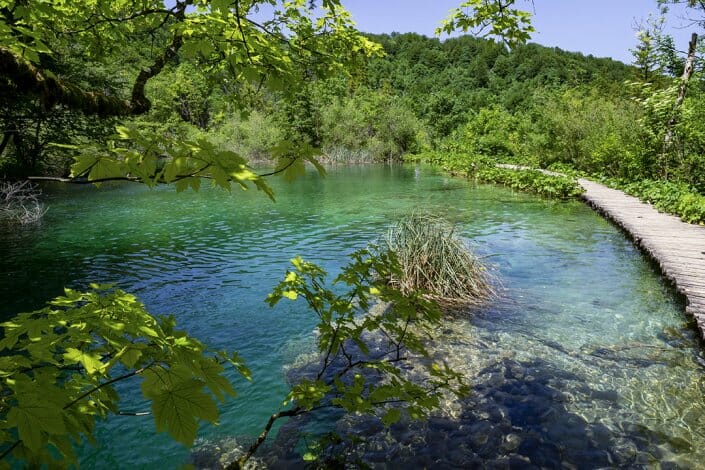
{"left": 0, "top": 1, "right": 192, "bottom": 117}
{"left": 0, "top": 48, "right": 132, "bottom": 116}
{"left": 130, "top": 0, "right": 190, "bottom": 114}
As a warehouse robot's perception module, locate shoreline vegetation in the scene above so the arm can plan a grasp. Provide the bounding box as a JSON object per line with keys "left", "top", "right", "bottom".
{"left": 408, "top": 149, "right": 705, "bottom": 224}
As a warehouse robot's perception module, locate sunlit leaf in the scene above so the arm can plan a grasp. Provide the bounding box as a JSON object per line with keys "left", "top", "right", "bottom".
{"left": 63, "top": 348, "right": 104, "bottom": 375}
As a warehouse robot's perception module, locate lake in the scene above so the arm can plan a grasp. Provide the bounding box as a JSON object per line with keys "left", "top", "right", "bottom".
{"left": 2, "top": 164, "right": 704, "bottom": 468}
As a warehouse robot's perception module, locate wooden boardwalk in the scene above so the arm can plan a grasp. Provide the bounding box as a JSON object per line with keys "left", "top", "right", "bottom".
{"left": 579, "top": 179, "right": 705, "bottom": 338}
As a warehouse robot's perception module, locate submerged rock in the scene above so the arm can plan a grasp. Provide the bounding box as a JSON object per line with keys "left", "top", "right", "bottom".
{"left": 210, "top": 316, "right": 702, "bottom": 469}
{"left": 190, "top": 437, "right": 266, "bottom": 470}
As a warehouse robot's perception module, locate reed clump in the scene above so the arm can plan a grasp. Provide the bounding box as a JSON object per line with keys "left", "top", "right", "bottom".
{"left": 382, "top": 214, "right": 493, "bottom": 310}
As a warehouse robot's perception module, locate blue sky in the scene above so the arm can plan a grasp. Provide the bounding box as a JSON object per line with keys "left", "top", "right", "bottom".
{"left": 341, "top": 0, "right": 699, "bottom": 64}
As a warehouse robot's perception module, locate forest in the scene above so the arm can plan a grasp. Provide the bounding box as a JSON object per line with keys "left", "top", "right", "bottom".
{"left": 4, "top": 4, "right": 705, "bottom": 222}
{"left": 2, "top": 0, "right": 705, "bottom": 468}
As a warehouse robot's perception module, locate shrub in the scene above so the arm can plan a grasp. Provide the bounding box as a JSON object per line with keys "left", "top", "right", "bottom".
{"left": 318, "top": 89, "right": 426, "bottom": 162}
{"left": 476, "top": 167, "right": 584, "bottom": 199}
{"left": 459, "top": 106, "right": 524, "bottom": 161}
{"left": 382, "top": 214, "right": 493, "bottom": 310}
{"left": 614, "top": 179, "right": 705, "bottom": 225}
{"left": 210, "top": 110, "right": 285, "bottom": 162}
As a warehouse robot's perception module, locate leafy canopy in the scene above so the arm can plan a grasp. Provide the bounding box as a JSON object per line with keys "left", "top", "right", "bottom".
{"left": 0, "top": 0, "right": 382, "bottom": 186}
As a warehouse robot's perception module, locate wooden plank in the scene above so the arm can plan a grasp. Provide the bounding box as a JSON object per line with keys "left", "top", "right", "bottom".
{"left": 660, "top": 267, "right": 705, "bottom": 278}
{"left": 659, "top": 264, "right": 705, "bottom": 273}
{"left": 683, "top": 281, "right": 705, "bottom": 287}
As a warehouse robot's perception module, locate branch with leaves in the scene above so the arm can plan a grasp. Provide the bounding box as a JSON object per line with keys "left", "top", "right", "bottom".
{"left": 437, "top": 0, "right": 535, "bottom": 47}
{"left": 0, "top": 0, "right": 381, "bottom": 117}
{"left": 1, "top": 0, "right": 382, "bottom": 181}
{"left": 228, "top": 248, "right": 469, "bottom": 468}
{"left": 54, "top": 124, "right": 329, "bottom": 195}
{"left": 0, "top": 249, "right": 470, "bottom": 468}
{"left": 0, "top": 285, "right": 251, "bottom": 467}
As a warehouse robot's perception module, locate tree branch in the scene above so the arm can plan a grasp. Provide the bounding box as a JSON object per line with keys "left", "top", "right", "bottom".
{"left": 130, "top": 1, "right": 191, "bottom": 114}
{"left": 63, "top": 365, "right": 148, "bottom": 410}
{"left": 63, "top": 8, "right": 173, "bottom": 35}
{"left": 0, "top": 441, "right": 20, "bottom": 462}
{"left": 231, "top": 407, "right": 304, "bottom": 469}
{"left": 0, "top": 130, "right": 14, "bottom": 157}
{"left": 257, "top": 157, "right": 300, "bottom": 177}
{"left": 0, "top": 48, "right": 132, "bottom": 116}
{"left": 233, "top": 0, "right": 254, "bottom": 64}
{"left": 662, "top": 32, "right": 698, "bottom": 167}
{"left": 117, "top": 410, "right": 151, "bottom": 416}
{"left": 29, "top": 164, "right": 213, "bottom": 185}
{"left": 1, "top": 364, "right": 151, "bottom": 462}
{"left": 243, "top": 17, "right": 335, "bottom": 60}
{"left": 0, "top": 1, "right": 191, "bottom": 116}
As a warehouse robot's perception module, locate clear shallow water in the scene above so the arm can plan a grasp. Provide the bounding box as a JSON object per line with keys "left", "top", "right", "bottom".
{"left": 2, "top": 164, "right": 704, "bottom": 468}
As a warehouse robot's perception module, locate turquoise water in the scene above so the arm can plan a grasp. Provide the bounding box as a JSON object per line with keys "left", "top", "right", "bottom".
{"left": 2, "top": 164, "right": 704, "bottom": 467}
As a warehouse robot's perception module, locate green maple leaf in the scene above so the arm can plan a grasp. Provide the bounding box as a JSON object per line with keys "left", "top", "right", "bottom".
{"left": 63, "top": 348, "right": 104, "bottom": 375}
{"left": 142, "top": 366, "right": 219, "bottom": 446}
{"left": 194, "top": 359, "right": 236, "bottom": 402}
{"left": 381, "top": 408, "right": 402, "bottom": 427}
{"left": 7, "top": 396, "right": 66, "bottom": 452}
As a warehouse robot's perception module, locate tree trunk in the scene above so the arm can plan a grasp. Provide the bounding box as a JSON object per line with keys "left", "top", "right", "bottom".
{"left": 0, "top": 2, "right": 190, "bottom": 117}
{"left": 661, "top": 32, "right": 698, "bottom": 178}
{"left": 0, "top": 130, "right": 13, "bottom": 157}
{"left": 0, "top": 48, "right": 133, "bottom": 116}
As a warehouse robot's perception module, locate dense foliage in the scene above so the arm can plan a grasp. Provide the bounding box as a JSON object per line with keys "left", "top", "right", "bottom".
{"left": 0, "top": 15, "right": 641, "bottom": 175}
{"left": 0, "top": 0, "right": 381, "bottom": 182}
{"left": 476, "top": 167, "right": 584, "bottom": 199}
{"left": 607, "top": 178, "right": 705, "bottom": 224}
{"left": 2, "top": 1, "right": 703, "bottom": 199}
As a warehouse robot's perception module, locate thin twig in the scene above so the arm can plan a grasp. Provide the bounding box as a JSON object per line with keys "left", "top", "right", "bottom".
{"left": 63, "top": 8, "right": 173, "bottom": 35}
{"left": 1, "top": 364, "right": 152, "bottom": 462}
{"left": 234, "top": 0, "right": 254, "bottom": 64}
{"left": 0, "top": 441, "right": 20, "bottom": 461}
{"left": 257, "top": 157, "right": 300, "bottom": 177}
{"left": 317, "top": 323, "right": 341, "bottom": 381}
{"left": 232, "top": 407, "right": 304, "bottom": 469}
{"left": 63, "top": 366, "right": 148, "bottom": 410}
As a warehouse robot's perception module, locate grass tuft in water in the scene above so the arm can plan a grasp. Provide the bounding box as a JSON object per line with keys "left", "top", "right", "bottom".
{"left": 382, "top": 213, "right": 493, "bottom": 311}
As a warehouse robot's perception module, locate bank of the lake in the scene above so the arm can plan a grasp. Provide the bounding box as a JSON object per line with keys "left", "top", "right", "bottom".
{"left": 2, "top": 164, "right": 704, "bottom": 467}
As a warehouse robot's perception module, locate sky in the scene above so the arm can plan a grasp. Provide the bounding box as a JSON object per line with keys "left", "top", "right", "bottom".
{"left": 340, "top": 0, "right": 700, "bottom": 64}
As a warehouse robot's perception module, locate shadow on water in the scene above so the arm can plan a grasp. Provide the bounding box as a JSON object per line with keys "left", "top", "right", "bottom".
{"left": 217, "top": 297, "right": 705, "bottom": 469}
{"left": 254, "top": 356, "right": 688, "bottom": 469}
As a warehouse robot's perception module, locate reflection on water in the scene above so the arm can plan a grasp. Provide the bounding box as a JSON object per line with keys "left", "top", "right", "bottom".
{"left": 1, "top": 165, "right": 704, "bottom": 468}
